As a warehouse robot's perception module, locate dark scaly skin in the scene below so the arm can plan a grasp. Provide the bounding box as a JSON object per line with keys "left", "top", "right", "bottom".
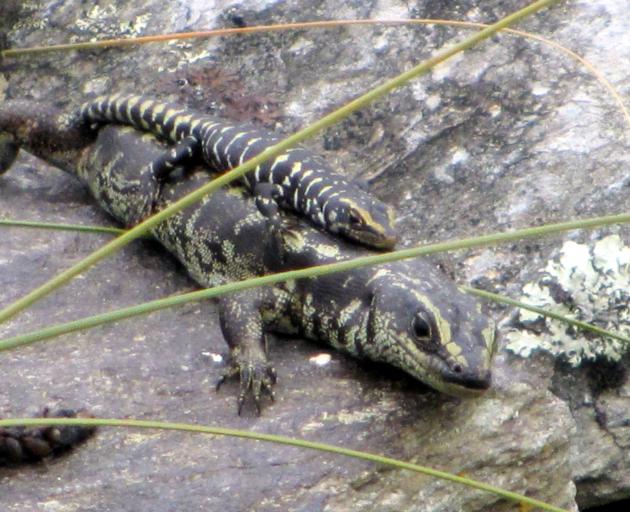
{"left": 0, "top": 409, "right": 96, "bottom": 466}
{"left": 1, "top": 101, "right": 496, "bottom": 414}
{"left": 78, "top": 94, "right": 398, "bottom": 249}
{"left": 0, "top": 101, "right": 93, "bottom": 175}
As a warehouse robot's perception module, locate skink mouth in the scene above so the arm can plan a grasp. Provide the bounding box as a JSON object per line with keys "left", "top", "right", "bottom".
{"left": 371, "top": 234, "right": 398, "bottom": 250}
{"left": 442, "top": 367, "right": 492, "bottom": 392}
{"left": 398, "top": 346, "right": 491, "bottom": 398}
{"left": 349, "top": 230, "right": 398, "bottom": 250}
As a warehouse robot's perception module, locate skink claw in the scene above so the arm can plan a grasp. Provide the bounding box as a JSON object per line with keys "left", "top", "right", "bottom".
{"left": 217, "top": 357, "right": 276, "bottom": 416}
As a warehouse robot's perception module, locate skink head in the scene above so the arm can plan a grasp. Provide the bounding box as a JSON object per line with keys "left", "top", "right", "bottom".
{"left": 366, "top": 265, "right": 496, "bottom": 397}
{"left": 328, "top": 194, "right": 398, "bottom": 250}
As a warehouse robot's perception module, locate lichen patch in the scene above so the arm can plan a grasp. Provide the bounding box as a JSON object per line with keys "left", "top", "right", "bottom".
{"left": 505, "top": 235, "right": 630, "bottom": 366}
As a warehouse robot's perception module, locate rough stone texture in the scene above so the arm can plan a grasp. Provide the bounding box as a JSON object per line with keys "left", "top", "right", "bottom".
{"left": 1, "top": 0, "right": 629, "bottom": 511}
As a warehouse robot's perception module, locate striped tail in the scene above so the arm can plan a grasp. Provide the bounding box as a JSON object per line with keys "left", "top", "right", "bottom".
{"left": 80, "top": 94, "right": 200, "bottom": 143}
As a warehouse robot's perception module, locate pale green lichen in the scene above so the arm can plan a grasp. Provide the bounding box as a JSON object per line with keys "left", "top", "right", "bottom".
{"left": 9, "top": 2, "right": 47, "bottom": 31}
{"left": 75, "top": 5, "right": 117, "bottom": 33}
{"left": 505, "top": 235, "right": 630, "bottom": 366}
{"left": 75, "top": 5, "right": 152, "bottom": 38}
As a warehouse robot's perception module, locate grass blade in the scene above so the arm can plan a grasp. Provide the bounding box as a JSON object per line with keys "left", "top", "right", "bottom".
{"left": 0, "top": 416, "right": 571, "bottom": 512}
{"left": 0, "top": 218, "right": 126, "bottom": 236}
{"left": 2, "top": 210, "right": 627, "bottom": 351}
{"left": 462, "top": 286, "right": 630, "bottom": 344}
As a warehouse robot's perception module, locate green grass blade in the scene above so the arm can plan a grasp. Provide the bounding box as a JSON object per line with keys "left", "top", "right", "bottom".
{"left": 0, "top": 218, "right": 126, "bottom": 236}
{"left": 0, "top": 0, "right": 560, "bottom": 325}
{"left": 2, "top": 210, "right": 627, "bottom": 352}
{"left": 0, "top": 416, "right": 571, "bottom": 512}
{"left": 462, "top": 286, "right": 630, "bottom": 344}
{"left": 2, "top": 219, "right": 624, "bottom": 346}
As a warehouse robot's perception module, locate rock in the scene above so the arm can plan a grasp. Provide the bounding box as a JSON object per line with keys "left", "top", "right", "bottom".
{"left": 1, "top": 0, "right": 628, "bottom": 510}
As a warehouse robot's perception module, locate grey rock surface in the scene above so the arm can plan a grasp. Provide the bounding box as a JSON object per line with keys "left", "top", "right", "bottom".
{"left": 1, "top": 0, "right": 629, "bottom": 511}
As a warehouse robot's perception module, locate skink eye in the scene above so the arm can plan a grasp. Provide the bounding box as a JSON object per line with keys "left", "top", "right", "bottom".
{"left": 348, "top": 209, "right": 364, "bottom": 227}
{"left": 411, "top": 314, "right": 432, "bottom": 340}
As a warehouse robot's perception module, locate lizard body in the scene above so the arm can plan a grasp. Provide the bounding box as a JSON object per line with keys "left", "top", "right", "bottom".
{"left": 79, "top": 94, "right": 398, "bottom": 249}
{"left": 1, "top": 101, "right": 496, "bottom": 413}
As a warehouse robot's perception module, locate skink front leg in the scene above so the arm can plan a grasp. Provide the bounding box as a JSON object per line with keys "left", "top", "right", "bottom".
{"left": 150, "top": 135, "right": 199, "bottom": 181}
{"left": 216, "top": 289, "right": 277, "bottom": 415}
